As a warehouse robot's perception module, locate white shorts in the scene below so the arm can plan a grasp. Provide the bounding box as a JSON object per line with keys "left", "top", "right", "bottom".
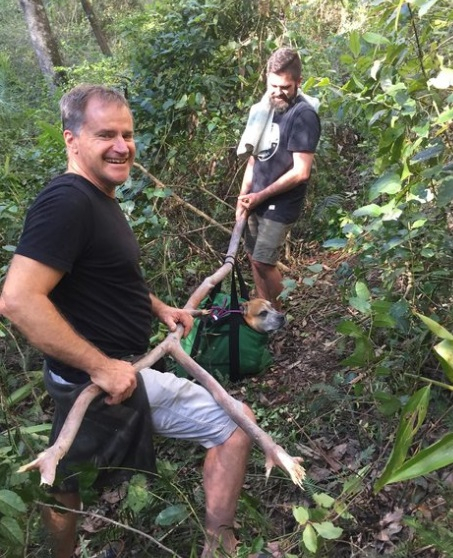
{"left": 48, "top": 368, "right": 241, "bottom": 449}
{"left": 139, "top": 369, "right": 242, "bottom": 449}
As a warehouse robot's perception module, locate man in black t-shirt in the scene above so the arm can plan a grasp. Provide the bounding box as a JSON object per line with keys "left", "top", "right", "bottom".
{"left": 0, "top": 85, "right": 255, "bottom": 558}
{"left": 236, "top": 48, "right": 321, "bottom": 308}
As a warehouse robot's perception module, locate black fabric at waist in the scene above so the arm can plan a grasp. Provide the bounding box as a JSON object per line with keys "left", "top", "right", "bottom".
{"left": 45, "top": 354, "right": 146, "bottom": 384}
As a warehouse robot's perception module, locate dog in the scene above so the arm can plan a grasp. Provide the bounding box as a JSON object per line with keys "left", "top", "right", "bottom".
{"left": 240, "top": 298, "right": 286, "bottom": 333}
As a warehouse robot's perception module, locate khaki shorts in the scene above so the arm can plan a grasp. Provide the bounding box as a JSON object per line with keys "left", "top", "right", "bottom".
{"left": 245, "top": 213, "right": 295, "bottom": 265}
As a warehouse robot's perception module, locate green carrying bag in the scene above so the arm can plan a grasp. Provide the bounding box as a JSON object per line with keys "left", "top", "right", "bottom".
{"left": 176, "top": 264, "right": 273, "bottom": 382}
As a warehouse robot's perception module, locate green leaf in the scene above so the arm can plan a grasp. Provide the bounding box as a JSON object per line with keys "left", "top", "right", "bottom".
{"left": 433, "top": 339, "right": 453, "bottom": 383}
{"left": 313, "top": 493, "right": 335, "bottom": 508}
{"left": 19, "top": 424, "right": 52, "bottom": 435}
{"left": 341, "top": 468, "right": 368, "bottom": 496}
{"left": 334, "top": 501, "right": 353, "bottom": 519}
{"left": 0, "top": 491, "right": 27, "bottom": 517}
{"left": 353, "top": 204, "right": 383, "bottom": 217}
{"left": 416, "top": 313, "right": 453, "bottom": 340}
{"left": 374, "top": 386, "right": 431, "bottom": 492}
{"left": 410, "top": 143, "right": 444, "bottom": 163}
{"left": 369, "top": 109, "right": 387, "bottom": 126}
{"left": 374, "top": 391, "right": 401, "bottom": 416}
{"left": 349, "top": 296, "right": 371, "bottom": 314}
{"left": 313, "top": 521, "right": 343, "bottom": 539}
{"left": 323, "top": 238, "right": 347, "bottom": 249}
{"left": 384, "top": 433, "right": 453, "bottom": 484}
{"left": 175, "top": 94, "right": 188, "bottom": 109}
{"left": 412, "top": 0, "right": 441, "bottom": 17}
{"left": 362, "top": 32, "right": 390, "bottom": 45}
{"left": 125, "top": 477, "right": 152, "bottom": 515}
{"left": 155, "top": 504, "right": 189, "bottom": 526}
{"left": 302, "top": 523, "right": 318, "bottom": 553}
{"left": 371, "top": 300, "right": 396, "bottom": 328}
{"left": 293, "top": 506, "right": 310, "bottom": 524}
{"left": 341, "top": 337, "right": 374, "bottom": 367}
{"left": 369, "top": 172, "right": 402, "bottom": 202}
{"left": 435, "top": 106, "right": 453, "bottom": 125}
{"left": 306, "top": 263, "right": 323, "bottom": 274}
{"left": 355, "top": 281, "right": 370, "bottom": 300}
{"left": 7, "top": 383, "right": 38, "bottom": 407}
{"left": 0, "top": 516, "right": 24, "bottom": 546}
{"left": 349, "top": 31, "right": 361, "bottom": 57}
{"left": 381, "top": 204, "right": 402, "bottom": 222}
{"left": 336, "top": 320, "right": 364, "bottom": 338}
{"left": 437, "top": 178, "right": 453, "bottom": 207}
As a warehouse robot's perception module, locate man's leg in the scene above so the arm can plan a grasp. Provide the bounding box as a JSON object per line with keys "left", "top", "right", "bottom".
{"left": 245, "top": 215, "right": 294, "bottom": 309}
{"left": 41, "top": 491, "right": 81, "bottom": 558}
{"left": 202, "top": 405, "right": 255, "bottom": 557}
{"left": 248, "top": 255, "right": 283, "bottom": 309}
{"left": 140, "top": 370, "right": 256, "bottom": 558}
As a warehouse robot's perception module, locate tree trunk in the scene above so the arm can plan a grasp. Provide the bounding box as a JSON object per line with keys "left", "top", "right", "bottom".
{"left": 18, "top": 0, "right": 65, "bottom": 87}
{"left": 80, "top": 0, "right": 112, "bottom": 57}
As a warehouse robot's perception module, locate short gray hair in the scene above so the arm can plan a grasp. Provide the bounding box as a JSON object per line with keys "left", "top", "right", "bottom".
{"left": 60, "top": 84, "right": 130, "bottom": 135}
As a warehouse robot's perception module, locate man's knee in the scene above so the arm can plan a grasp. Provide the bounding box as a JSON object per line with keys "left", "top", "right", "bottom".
{"left": 241, "top": 402, "right": 256, "bottom": 424}
{"left": 251, "top": 258, "right": 276, "bottom": 275}
{"left": 232, "top": 403, "right": 256, "bottom": 448}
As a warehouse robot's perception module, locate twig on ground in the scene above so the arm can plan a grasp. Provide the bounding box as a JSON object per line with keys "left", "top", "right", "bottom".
{"left": 36, "top": 501, "right": 183, "bottom": 558}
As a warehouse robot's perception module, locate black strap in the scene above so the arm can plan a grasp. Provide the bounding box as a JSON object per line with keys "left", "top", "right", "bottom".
{"left": 228, "top": 267, "right": 240, "bottom": 381}
{"left": 234, "top": 262, "right": 249, "bottom": 302}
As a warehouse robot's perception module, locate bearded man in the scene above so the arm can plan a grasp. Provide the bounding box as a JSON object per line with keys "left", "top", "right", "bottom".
{"left": 236, "top": 48, "right": 321, "bottom": 309}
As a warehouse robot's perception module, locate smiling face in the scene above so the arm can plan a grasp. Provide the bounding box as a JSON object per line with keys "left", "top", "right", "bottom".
{"left": 267, "top": 71, "right": 301, "bottom": 113}
{"left": 64, "top": 97, "right": 136, "bottom": 197}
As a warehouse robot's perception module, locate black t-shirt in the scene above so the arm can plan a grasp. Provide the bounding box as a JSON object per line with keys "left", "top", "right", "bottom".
{"left": 15, "top": 173, "right": 153, "bottom": 382}
{"left": 252, "top": 95, "right": 321, "bottom": 223}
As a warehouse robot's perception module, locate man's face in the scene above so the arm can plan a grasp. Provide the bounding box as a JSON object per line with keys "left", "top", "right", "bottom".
{"left": 267, "top": 72, "right": 301, "bottom": 113}
{"left": 64, "top": 97, "right": 136, "bottom": 197}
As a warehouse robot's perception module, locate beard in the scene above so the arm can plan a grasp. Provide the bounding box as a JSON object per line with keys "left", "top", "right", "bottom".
{"left": 269, "top": 93, "right": 294, "bottom": 113}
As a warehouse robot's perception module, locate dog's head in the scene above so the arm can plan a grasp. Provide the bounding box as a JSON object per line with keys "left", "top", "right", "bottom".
{"left": 241, "top": 298, "right": 286, "bottom": 333}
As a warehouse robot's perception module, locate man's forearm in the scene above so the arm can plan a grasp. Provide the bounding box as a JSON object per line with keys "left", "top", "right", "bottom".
{"left": 259, "top": 168, "right": 304, "bottom": 201}
{"left": 2, "top": 293, "right": 109, "bottom": 374}
{"left": 149, "top": 293, "right": 167, "bottom": 321}
{"left": 240, "top": 156, "right": 255, "bottom": 195}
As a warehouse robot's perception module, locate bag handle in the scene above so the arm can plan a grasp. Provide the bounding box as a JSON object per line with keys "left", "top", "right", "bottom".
{"left": 228, "top": 263, "right": 242, "bottom": 382}
{"left": 229, "top": 262, "right": 249, "bottom": 309}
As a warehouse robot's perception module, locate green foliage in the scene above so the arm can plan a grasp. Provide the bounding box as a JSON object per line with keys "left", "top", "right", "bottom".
{"left": 375, "top": 313, "right": 453, "bottom": 491}
{"left": 323, "top": 0, "right": 453, "bottom": 311}
{"left": 293, "top": 493, "right": 346, "bottom": 555}
{"left": 404, "top": 515, "right": 453, "bottom": 557}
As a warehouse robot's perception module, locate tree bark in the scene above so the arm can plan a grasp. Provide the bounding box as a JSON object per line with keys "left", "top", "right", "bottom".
{"left": 79, "top": 0, "right": 112, "bottom": 57}
{"left": 18, "top": 0, "right": 65, "bottom": 87}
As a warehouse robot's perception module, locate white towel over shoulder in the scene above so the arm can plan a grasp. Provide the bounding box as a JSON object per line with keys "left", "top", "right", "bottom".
{"left": 236, "top": 90, "right": 320, "bottom": 159}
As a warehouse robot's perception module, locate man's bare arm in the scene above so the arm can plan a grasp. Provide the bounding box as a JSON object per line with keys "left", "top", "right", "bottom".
{"left": 238, "top": 151, "right": 315, "bottom": 212}
{"left": 1, "top": 254, "right": 136, "bottom": 404}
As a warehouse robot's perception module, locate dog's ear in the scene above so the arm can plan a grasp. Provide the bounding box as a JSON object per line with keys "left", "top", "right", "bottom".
{"left": 239, "top": 301, "right": 249, "bottom": 316}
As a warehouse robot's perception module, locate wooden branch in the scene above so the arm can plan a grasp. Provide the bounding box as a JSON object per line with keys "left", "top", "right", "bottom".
{"left": 133, "top": 162, "right": 231, "bottom": 236}
{"left": 18, "top": 217, "right": 305, "bottom": 488}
